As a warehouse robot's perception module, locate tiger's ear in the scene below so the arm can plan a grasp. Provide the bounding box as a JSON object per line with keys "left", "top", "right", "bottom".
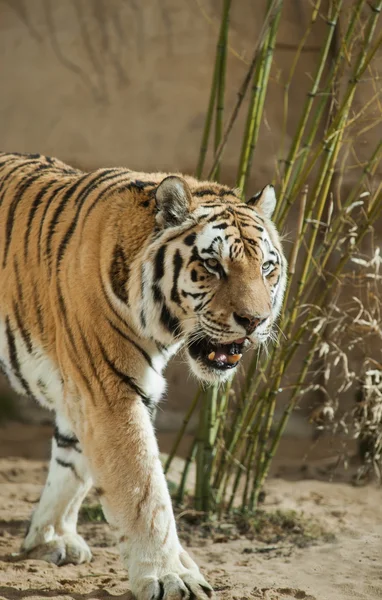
{"left": 155, "top": 176, "right": 193, "bottom": 228}
{"left": 247, "top": 184, "right": 276, "bottom": 219}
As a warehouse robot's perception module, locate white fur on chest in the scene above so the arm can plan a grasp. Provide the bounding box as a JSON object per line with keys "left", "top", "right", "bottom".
{"left": 0, "top": 317, "right": 64, "bottom": 409}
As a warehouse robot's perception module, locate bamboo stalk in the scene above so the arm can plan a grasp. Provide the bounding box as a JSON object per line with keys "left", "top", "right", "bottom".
{"left": 237, "top": 2, "right": 283, "bottom": 196}
{"left": 195, "top": 1, "right": 231, "bottom": 179}
{"left": 211, "top": 0, "right": 231, "bottom": 181}
{"left": 277, "top": 0, "right": 343, "bottom": 204}
{"left": 277, "top": 3, "right": 382, "bottom": 224}
{"left": 278, "top": 0, "right": 323, "bottom": 169}
{"left": 274, "top": 0, "right": 365, "bottom": 224}
{"left": 207, "top": 0, "right": 283, "bottom": 179}
{"left": 176, "top": 439, "right": 197, "bottom": 505}
{"left": 164, "top": 388, "right": 201, "bottom": 475}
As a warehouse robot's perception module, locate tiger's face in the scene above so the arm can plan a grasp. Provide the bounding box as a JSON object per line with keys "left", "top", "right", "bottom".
{"left": 138, "top": 177, "right": 287, "bottom": 383}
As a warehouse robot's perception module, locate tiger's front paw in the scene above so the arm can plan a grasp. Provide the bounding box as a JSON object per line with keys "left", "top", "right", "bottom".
{"left": 19, "top": 532, "right": 92, "bottom": 565}
{"left": 134, "top": 573, "right": 213, "bottom": 600}
{"left": 131, "top": 550, "right": 213, "bottom": 600}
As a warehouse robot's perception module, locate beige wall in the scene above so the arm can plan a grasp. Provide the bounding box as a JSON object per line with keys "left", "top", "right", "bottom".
{"left": 0, "top": 1, "right": 380, "bottom": 428}
{"left": 0, "top": 0, "right": 331, "bottom": 178}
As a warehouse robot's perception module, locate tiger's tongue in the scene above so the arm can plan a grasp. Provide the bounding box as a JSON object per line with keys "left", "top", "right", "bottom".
{"left": 214, "top": 348, "right": 228, "bottom": 362}
{"left": 212, "top": 339, "right": 245, "bottom": 363}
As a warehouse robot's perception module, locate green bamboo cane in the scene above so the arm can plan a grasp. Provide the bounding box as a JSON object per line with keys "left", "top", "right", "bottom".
{"left": 275, "top": 0, "right": 343, "bottom": 206}
{"left": 237, "top": 1, "right": 283, "bottom": 196}
{"left": 176, "top": 439, "right": 197, "bottom": 505}
{"left": 250, "top": 344, "right": 317, "bottom": 509}
{"left": 211, "top": 0, "right": 231, "bottom": 181}
{"left": 274, "top": 0, "right": 366, "bottom": 225}
{"left": 207, "top": 0, "right": 283, "bottom": 179}
{"left": 215, "top": 393, "right": 265, "bottom": 506}
{"left": 236, "top": 47, "right": 266, "bottom": 196}
{"left": 278, "top": 0, "right": 323, "bottom": 169}
{"left": 257, "top": 179, "right": 382, "bottom": 432}
{"left": 195, "top": 386, "right": 218, "bottom": 513}
{"left": 164, "top": 388, "right": 201, "bottom": 475}
{"left": 195, "top": 0, "right": 232, "bottom": 179}
{"left": 283, "top": 48, "right": 381, "bottom": 338}
{"left": 251, "top": 187, "right": 382, "bottom": 497}
{"left": 299, "top": 141, "right": 382, "bottom": 305}
{"left": 240, "top": 431, "right": 258, "bottom": 511}
{"left": 277, "top": 10, "right": 382, "bottom": 224}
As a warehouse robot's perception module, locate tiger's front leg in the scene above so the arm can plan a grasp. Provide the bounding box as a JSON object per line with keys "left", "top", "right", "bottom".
{"left": 82, "top": 395, "right": 213, "bottom": 600}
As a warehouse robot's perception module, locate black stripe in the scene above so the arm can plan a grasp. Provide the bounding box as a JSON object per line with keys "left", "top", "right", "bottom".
{"left": 171, "top": 250, "right": 183, "bottom": 304}
{"left": 56, "top": 170, "right": 121, "bottom": 270}
{"left": 109, "top": 245, "right": 130, "bottom": 304}
{"left": 56, "top": 287, "right": 83, "bottom": 366}
{"left": 24, "top": 180, "right": 58, "bottom": 261}
{"left": 184, "top": 232, "right": 197, "bottom": 246}
{"left": 99, "top": 274, "right": 129, "bottom": 328}
{"left": 194, "top": 188, "right": 233, "bottom": 198}
{"left": 242, "top": 236, "right": 259, "bottom": 246}
{"left": 124, "top": 179, "right": 155, "bottom": 191}
{"left": 97, "top": 338, "right": 153, "bottom": 407}
{"left": 54, "top": 427, "right": 81, "bottom": 452}
{"left": 37, "top": 181, "right": 68, "bottom": 262}
{"left": 160, "top": 303, "right": 181, "bottom": 336}
{"left": 152, "top": 282, "right": 162, "bottom": 303}
{"left": 12, "top": 300, "right": 33, "bottom": 354}
{"left": 45, "top": 172, "right": 90, "bottom": 267}
{"left": 212, "top": 222, "right": 230, "bottom": 230}
{"left": 55, "top": 458, "right": 83, "bottom": 481}
{"left": 5, "top": 316, "right": 32, "bottom": 396}
{"left": 188, "top": 245, "right": 202, "bottom": 266}
{"left": 13, "top": 257, "right": 24, "bottom": 307}
{"left": 32, "top": 284, "right": 44, "bottom": 335}
{"left": 182, "top": 290, "right": 207, "bottom": 299}
{"left": 201, "top": 235, "right": 222, "bottom": 255}
{"left": 154, "top": 245, "right": 166, "bottom": 281}
{"left": 37, "top": 378, "right": 53, "bottom": 404}
{"left": 107, "top": 318, "right": 156, "bottom": 372}
{"left": 76, "top": 321, "right": 107, "bottom": 398}
{"left": 3, "top": 167, "right": 50, "bottom": 267}
{"left": 195, "top": 296, "right": 212, "bottom": 311}
{"left": 154, "top": 222, "right": 199, "bottom": 246}
{"left": 82, "top": 172, "right": 134, "bottom": 220}
{"left": 140, "top": 266, "right": 147, "bottom": 329}
{"left": 0, "top": 159, "right": 40, "bottom": 207}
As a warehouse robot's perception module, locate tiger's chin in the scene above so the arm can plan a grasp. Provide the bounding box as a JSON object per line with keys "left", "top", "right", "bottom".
{"left": 186, "top": 336, "right": 246, "bottom": 383}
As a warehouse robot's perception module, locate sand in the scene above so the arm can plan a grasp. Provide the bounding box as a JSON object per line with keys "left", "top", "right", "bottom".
{"left": 0, "top": 423, "right": 381, "bottom": 600}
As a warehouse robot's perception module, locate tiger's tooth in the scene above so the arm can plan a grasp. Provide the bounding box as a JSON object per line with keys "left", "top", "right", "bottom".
{"left": 227, "top": 353, "right": 242, "bottom": 364}
{"left": 208, "top": 351, "right": 216, "bottom": 361}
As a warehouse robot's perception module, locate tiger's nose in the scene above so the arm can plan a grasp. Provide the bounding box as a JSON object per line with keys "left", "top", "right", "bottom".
{"left": 233, "top": 312, "right": 268, "bottom": 335}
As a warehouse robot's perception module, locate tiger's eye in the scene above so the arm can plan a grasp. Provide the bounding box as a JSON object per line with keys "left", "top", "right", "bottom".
{"left": 205, "top": 258, "right": 219, "bottom": 269}
{"left": 262, "top": 261, "right": 273, "bottom": 272}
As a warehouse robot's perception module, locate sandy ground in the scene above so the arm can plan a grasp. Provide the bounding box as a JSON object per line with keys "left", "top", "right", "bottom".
{"left": 0, "top": 423, "right": 381, "bottom": 600}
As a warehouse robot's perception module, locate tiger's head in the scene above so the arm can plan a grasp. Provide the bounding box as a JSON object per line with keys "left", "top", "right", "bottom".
{"left": 135, "top": 176, "right": 287, "bottom": 383}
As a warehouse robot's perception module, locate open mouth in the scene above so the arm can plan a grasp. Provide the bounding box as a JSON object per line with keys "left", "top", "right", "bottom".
{"left": 188, "top": 336, "right": 246, "bottom": 370}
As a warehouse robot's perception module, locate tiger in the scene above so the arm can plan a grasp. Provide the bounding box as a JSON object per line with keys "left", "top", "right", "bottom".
{"left": 0, "top": 151, "right": 286, "bottom": 600}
